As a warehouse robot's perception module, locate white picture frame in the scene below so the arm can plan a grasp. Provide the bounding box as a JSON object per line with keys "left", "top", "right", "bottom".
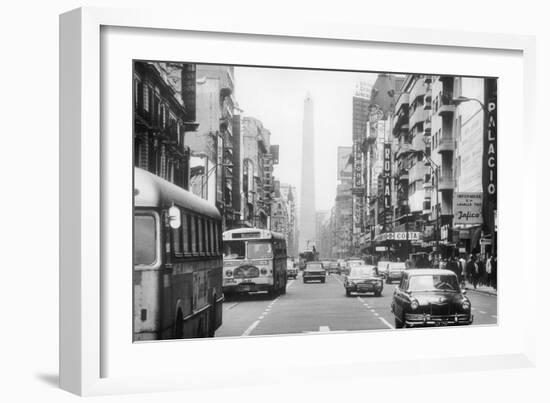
{"left": 60, "top": 6, "right": 537, "bottom": 396}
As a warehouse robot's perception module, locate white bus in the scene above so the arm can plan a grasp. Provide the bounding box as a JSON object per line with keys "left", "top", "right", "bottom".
{"left": 222, "top": 228, "right": 287, "bottom": 298}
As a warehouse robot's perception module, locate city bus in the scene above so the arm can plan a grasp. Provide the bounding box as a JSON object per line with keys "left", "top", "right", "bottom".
{"left": 222, "top": 228, "right": 288, "bottom": 298}
{"left": 133, "top": 168, "right": 224, "bottom": 341}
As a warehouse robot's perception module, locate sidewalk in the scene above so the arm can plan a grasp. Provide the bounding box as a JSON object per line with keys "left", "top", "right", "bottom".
{"left": 463, "top": 281, "right": 497, "bottom": 297}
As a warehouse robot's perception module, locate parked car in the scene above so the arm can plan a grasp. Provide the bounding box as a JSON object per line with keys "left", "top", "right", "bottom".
{"left": 391, "top": 269, "right": 473, "bottom": 328}
{"left": 286, "top": 261, "right": 299, "bottom": 279}
{"left": 328, "top": 261, "right": 341, "bottom": 275}
{"left": 343, "top": 265, "right": 383, "bottom": 297}
{"left": 303, "top": 261, "right": 327, "bottom": 283}
{"left": 343, "top": 259, "right": 363, "bottom": 275}
{"left": 385, "top": 262, "right": 407, "bottom": 284}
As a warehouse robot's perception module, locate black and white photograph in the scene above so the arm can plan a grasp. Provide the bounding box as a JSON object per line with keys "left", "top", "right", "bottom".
{"left": 133, "top": 61, "right": 497, "bottom": 341}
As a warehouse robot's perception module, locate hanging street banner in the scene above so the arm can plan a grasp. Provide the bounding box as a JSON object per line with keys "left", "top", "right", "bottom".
{"left": 453, "top": 192, "right": 483, "bottom": 225}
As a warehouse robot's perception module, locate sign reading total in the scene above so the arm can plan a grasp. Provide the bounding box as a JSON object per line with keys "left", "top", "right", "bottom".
{"left": 453, "top": 192, "right": 483, "bottom": 225}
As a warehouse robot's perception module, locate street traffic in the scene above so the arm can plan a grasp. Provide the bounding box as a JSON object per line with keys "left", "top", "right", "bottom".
{"left": 216, "top": 266, "right": 497, "bottom": 338}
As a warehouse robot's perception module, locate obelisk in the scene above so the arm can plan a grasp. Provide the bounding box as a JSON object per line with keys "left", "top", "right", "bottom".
{"left": 299, "top": 93, "right": 316, "bottom": 252}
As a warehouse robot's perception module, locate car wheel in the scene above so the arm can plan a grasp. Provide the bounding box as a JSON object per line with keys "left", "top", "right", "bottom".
{"left": 375, "top": 291, "right": 382, "bottom": 297}
{"left": 345, "top": 290, "right": 351, "bottom": 297}
{"left": 395, "top": 318, "right": 403, "bottom": 328}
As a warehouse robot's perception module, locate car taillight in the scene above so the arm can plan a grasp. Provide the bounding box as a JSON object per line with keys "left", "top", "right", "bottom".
{"left": 260, "top": 268, "right": 268, "bottom": 275}
{"left": 225, "top": 270, "right": 233, "bottom": 277}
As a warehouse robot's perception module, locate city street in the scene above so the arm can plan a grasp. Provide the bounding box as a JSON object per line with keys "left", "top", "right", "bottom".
{"left": 216, "top": 272, "right": 497, "bottom": 338}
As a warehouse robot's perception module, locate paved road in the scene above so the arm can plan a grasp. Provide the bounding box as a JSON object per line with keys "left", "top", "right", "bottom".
{"left": 215, "top": 272, "right": 497, "bottom": 338}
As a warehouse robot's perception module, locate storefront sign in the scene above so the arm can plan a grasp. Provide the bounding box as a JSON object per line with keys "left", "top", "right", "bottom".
{"left": 383, "top": 143, "right": 391, "bottom": 210}
{"left": 453, "top": 192, "right": 483, "bottom": 225}
{"left": 375, "top": 246, "right": 388, "bottom": 252}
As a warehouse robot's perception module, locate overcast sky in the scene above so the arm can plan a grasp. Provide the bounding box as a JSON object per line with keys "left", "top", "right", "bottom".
{"left": 234, "top": 66, "right": 377, "bottom": 212}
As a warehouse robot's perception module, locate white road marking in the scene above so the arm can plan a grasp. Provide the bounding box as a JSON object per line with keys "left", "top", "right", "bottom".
{"left": 491, "top": 315, "right": 497, "bottom": 319}
{"left": 224, "top": 303, "right": 239, "bottom": 311}
{"left": 378, "top": 317, "right": 395, "bottom": 329}
{"left": 242, "top": 320, "right": 260, "bottom": 336}
{"left": 319, "top": 326, "right": 330, "bottom": 332}
{"left": 357, "top": 294, "right": 394, "bottom": 329}
{"left": 258, "top": 315, "right": 265, "bottom": 320}
{"left": 479, "top": 310, "right": 487, "bottom": 314}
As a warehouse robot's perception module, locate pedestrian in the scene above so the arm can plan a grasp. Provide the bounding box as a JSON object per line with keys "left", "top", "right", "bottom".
{"left": 448, "top": 257, "right": 461, "bottom": 280}
{"left": 466, "top": 254, "right": 478, "bottom": 289}
{"left": 459, "top": 255, "right": 466, "bottom": 286}
{"left": 478, "top": 254, "right": 486, "bottom": 286}
{"left": 486, "top": 254, "right": 493, "bottom": 288}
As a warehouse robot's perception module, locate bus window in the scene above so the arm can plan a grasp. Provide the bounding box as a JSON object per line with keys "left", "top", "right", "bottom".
{"left": 209, "top": 220, "right": 214, "bottom": 254}
{"left": 223, "top": 240, "right": 245, "bottom": 259}
{"left": 134, "top": 214, "right": 157, "bottom": 265}
{"left": 248, "top": 242, "right": 273, "bottom": 259}
{"left": 190, "top": 215, "right": 197, "bottom": 253}
{"left": 182, "top": 214, "right": 190, "bottom": 254}
{"left": 213, "top": 222, "right": 219, "bottom": 254}
{"left": 197, "top": 217, "right": 203, "bottom": 253}
{"left": 205, "top": 219, "right": 210, "bottom": 254}
{"left": 172, "top": 225, "right": 181, "bottom": 255}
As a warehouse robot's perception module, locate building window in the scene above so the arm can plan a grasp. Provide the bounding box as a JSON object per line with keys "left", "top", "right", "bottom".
{"left": 143, "top": 85, "right": 150, "bottom": 112}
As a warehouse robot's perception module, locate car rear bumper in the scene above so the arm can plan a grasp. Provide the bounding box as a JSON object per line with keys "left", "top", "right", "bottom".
{"left": 404, "top": 313, "right": 473, "bottom": 326}
{"left": 346, "top": 283, "right": 383, "bottom": 293}
{"left": 223, "top": 283, "right": 271, "bottom": 293}
{"left": 303, "top": 275, "right": 326, "bottom": 281}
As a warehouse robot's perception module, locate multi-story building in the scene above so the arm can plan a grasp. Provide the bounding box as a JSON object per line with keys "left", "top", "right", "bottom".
{"left": 386, "top": 74, "right": 490, "bottom": 260}
{"left": 185, "top": 65, "right": 238, "bottom": 230}
{"left": 279, "top": 183, "right": 298, "bottom": 257}
{"left": 133, "top": 61, "right": 197, "bottom": 189}
{"left": 239, "top": 117, "right": 279, "bottom": 230}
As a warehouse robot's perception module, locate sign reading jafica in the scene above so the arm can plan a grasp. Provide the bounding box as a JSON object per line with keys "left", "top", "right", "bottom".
{"left": 453, "top": 192, "right": 483, "bottom": 225}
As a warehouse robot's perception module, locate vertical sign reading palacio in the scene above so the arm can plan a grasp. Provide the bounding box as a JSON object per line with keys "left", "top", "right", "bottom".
{"left": 383, "top": 143, "right": 392, "bottom": 230}
{"left": 482, "top": 78, "right": 497, "bottom": 235}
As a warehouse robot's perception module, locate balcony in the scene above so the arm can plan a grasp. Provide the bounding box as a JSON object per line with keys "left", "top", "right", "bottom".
{"left": 424, "top": 118, "right": 431, "bottom": 134}
{"left": 409, "top": 79, "right": 426, "bottom": 103}
{"left": 438, "top": 175, "right": 455, "bottom": 190}
{"left": 394, "top": 93, "right": 410, "bottom": 116}
{"left": 412, "top": 132, "right": 426, "bottom": 152}
{"left": 392, "top": 109, "right": 409, "bottom": 135}
{"left": 436, "top": 137, "right": 455, "bottom": 153}
{"left": 396, "top": 142, "right": 413, "bottom": 158}
{"left": 408, "top": 162, "right": 426, "bottom": 183}
{"left": 436, "top": 92, "right": 456, "bottom": 116}
{"left": 409, "top": 106, "right": 427, "bottom": 130}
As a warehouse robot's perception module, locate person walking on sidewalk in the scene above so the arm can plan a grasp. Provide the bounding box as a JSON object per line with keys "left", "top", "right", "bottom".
{"left": 486, "top": 254, "right": 493, "bottom": 288}
{"left": 466, "top": 254, "right": 479, "bottom": 289}
{"left": 459, "top": 255, "right": 467, "bottom": 286}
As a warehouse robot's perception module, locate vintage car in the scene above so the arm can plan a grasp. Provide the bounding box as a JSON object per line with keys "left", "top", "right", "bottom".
{"left": 344, "top": 265, "right": 383, "bottom": 297}
{"left": 391, "top": 269, "right": 473, "bottom": 328}
{"left": 327, "top": 261, "right": 341, "bottom": 275}
{"left": 286, "top": 260, "right": 299, "bottom": 279}
{"left": 343, "top": 258, "right": 363, "bottom": 275}
{"left": 385, "top": 262, "right": 407, "bottom": 284}
{"left": 303, "top": 261, "right": 327, "bottom": 283}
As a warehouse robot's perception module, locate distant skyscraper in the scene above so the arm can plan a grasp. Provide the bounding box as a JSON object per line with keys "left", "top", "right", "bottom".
{"left": 299, "top": 93, "right": 316, "bottom": 251}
